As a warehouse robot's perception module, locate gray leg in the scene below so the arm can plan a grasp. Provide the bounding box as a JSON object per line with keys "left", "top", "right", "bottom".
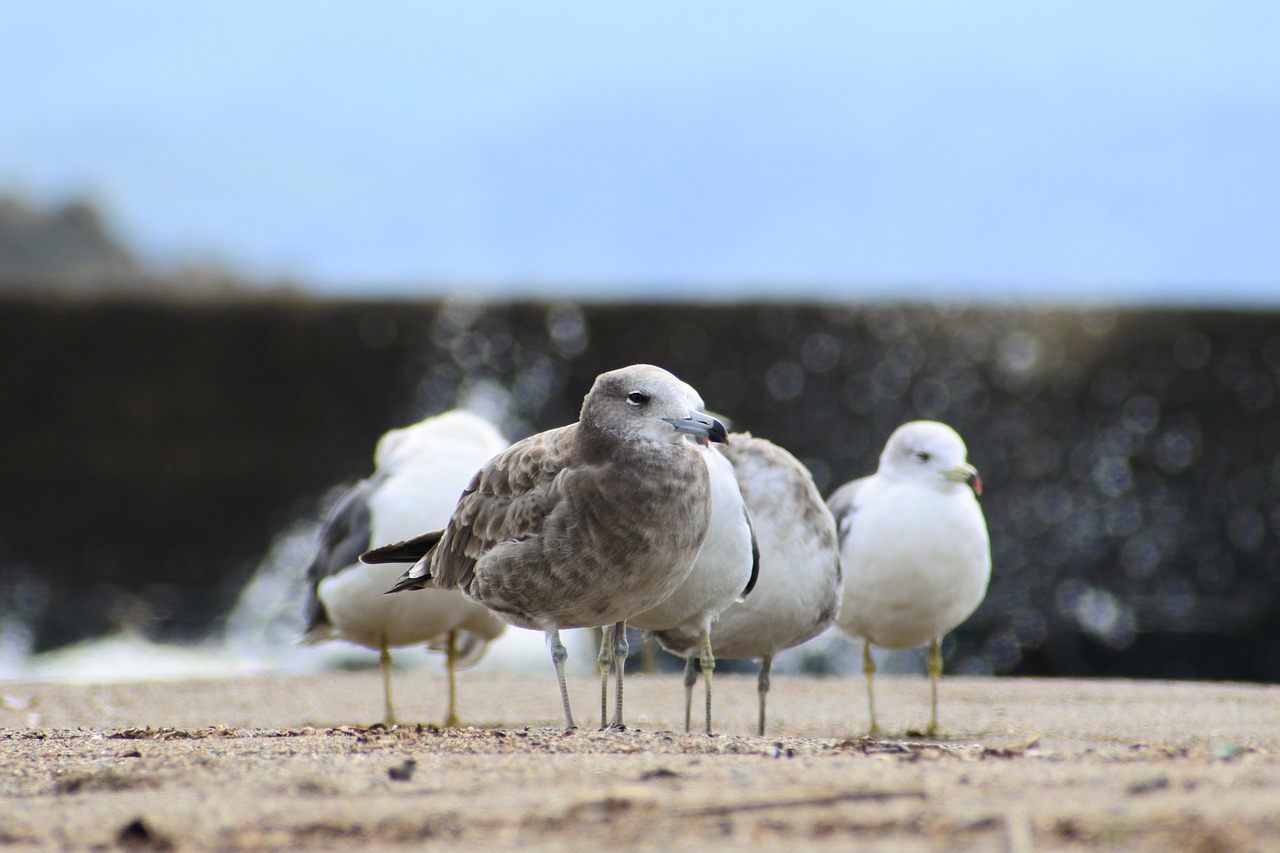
{"left": 379, "top": 638, "right": 396, "bottom": 726}
{"left": 757, "top": 654, "right": 773, "bottom": 737}
{"left": 926, "top": 636, "right": 943, "bottom": 736}
{"left": 863, "top": 640, "right": 879, "bottom": 735}
{"left": 682, "top": 656, "right": 698, "bottom": 734}
{"left": 607, "top": 621, "right": 629, "bottom": 729}
{"left": 596, "top": 626, "right": 613, "bottom": 728}
{"left": 549, "top": 630, "right": 575, "bottom": 730}
{"left": 698, "top": 630, "right": 715, "bottom": 736}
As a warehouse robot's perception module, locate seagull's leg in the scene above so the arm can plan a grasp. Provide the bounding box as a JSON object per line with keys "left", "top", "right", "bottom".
{"left": 641, "top": 634, "right": 657, "bottom": 674}
{"left": 926, "top": 636, "right": 943, "bottom": 736}
{"left": 596, "top": 626, "right": 614, "bottom": 728}
{"left": 682, "top": 656, "right": 698, "bottom": 734}
{"left": 549, "top": 629, "right": 575, "bottom": 730}
{"left": 607, "top": 621, "right": 629, "bottom": 729}
{"left": 862, "top": 640, "right": 879, "bottom": 735}
{"left": 380, "top": 637, "right": 396, "bottom": 726}
{"left": 698, "top": 629, "right": 716, "bottom": 736}
{"left": 443, "top": 630, "right": 460, "bottom": 727}
{"left": 757, "top": 654, "right": 773, "bottom": 737}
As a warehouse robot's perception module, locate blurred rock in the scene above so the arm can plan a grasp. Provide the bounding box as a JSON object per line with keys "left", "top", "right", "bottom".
{"left": 0, "top": 194, "right": 136, "bottom": 282}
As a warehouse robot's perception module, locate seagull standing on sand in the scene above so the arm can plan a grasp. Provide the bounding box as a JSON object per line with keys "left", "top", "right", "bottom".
{"left": 300, "top": 411, "right": 508, "bottom": 726}
{"left": 826, "top": 420, "right": 990, "bottom": 736}
{"left": 364, "top": 364, "right": 726, "bottom": 730}
{"left": 620, "top": 398, "right": 758, "bottom": 735}
{"left": 651, "top": 433, "right": 842, "bottom": 736}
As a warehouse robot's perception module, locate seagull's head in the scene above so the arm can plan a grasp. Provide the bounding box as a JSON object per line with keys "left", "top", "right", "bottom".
{"left": 880, "top": 420, "right": 982, "bottom": 496}
{"left": 373, "top": 410, "right": 506, "bottom": 472}
{"left": 584, "top": 364, "right": 728, "bottom": 446}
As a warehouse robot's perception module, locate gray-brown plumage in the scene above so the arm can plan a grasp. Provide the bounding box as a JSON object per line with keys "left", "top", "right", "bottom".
{"left": 364, "top": 364, "right": 727, "bottom": 729}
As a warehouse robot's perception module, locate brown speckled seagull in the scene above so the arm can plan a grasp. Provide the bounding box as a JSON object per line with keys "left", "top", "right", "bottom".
{"left": 362, "top": 364, "right": 727, "bottom": 730}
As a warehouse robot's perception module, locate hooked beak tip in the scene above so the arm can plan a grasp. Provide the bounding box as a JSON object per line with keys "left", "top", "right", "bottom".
{"left": 663, "top": 412, "right": 728, "bottom": 445}
{"left": 708, "top": 417, "right": 729, "bottom": 445}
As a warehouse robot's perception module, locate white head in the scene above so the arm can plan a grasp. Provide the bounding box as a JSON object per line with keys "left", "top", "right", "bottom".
{"left": 374, "top": 410, "right": 507, "bottom": 472}
{"left": 877, "top": 420, "right": 983, "bottom": 495}
{"left": 581, "top": 364, "right": 727, "bottom": 446}
{"left": 676, "top": 378, "right": 706, "bottom": 412}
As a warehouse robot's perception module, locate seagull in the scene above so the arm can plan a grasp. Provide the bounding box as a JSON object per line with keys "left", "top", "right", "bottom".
{"left": 826, "top": 420, "right": 991, "bottom": 736}
{"left": 651, "top": 433, "right": 842, "bottom": 736}
{"left": 620, "top": 398, "right": 758, "bottom": 735}
{"left": 299, "top": 411, "right": 508, "bottom": 726}
{"left": 363, "top": 364, "right": 726, "bottom": 730}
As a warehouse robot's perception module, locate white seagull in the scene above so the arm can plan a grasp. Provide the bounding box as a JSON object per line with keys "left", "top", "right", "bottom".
{"left": 300, "top": 411, "right": 508, "bottom": 726}
{"left": 651, "top": 433, "right": 842, "bottom": 736}
{"left": 364, "top": 364, "right": 726, "bottom": 730}
{"left": 619, "top": 396, "right": 758, "bottom": 735}
{"left": 826, "top": 420, "right": 991, "bottom": 736}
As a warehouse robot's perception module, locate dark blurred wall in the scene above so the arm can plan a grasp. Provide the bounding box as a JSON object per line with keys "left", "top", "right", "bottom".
{"left": 1, "top": 294, "right": 1277, "bottom": 680}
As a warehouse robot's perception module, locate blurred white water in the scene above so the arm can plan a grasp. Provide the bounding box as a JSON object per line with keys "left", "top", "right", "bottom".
{"left": 2, "top": 513, "right": 591, "bottom": 685}
{"left": 3, "top": 504, "right": 850, "bottom": 685}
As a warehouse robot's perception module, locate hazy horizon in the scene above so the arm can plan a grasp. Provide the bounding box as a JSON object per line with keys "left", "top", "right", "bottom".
{"left": 3, "top": 2, "right": 1278, "bottom": 304}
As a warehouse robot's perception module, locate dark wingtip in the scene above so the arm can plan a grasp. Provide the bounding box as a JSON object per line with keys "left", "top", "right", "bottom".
{"left": 741, "top": 508, "right": 760, "bottom": 598}
{"left": 384, "top": 569, "right": 429, "bottom": 595}
{"left": 360, "top": 542, "right": 404, "bottom": 564}
{"left": 360, "top": 529, "right": 444, "bottom": 564}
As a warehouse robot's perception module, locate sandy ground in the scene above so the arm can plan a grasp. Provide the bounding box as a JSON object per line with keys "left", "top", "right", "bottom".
{"left": 2, "top": 671, "right": 1279, "bottom": 851}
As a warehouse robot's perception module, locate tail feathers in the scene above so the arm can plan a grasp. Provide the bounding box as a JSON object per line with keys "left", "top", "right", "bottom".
{"left": 360, "top": 529, "right": 444, "bottom": 564}
{"left": 362, "top": 530, "right": 445, "bottom": 595}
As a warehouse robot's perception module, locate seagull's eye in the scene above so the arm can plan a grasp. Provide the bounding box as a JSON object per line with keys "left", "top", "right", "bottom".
{"left": 914, "top": 451, "right": 931, "bottom": 462}
{"left": 626, "top": 391, "right": 650, "bottom": 406}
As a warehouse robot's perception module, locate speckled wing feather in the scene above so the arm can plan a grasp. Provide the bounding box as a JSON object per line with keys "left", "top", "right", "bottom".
{"left": 825, "top": 474, "right": 869, "bottom": 548}
{"left": 426, "top": 424, "right": 578, "bottom": 590}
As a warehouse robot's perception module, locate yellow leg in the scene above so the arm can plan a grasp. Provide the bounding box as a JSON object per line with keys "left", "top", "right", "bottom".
{"left": 757, "top": 654, "right": 773, "bottom": 737}
{"left": 682, "top": 656, "right": 697, "bottom": 734}
{"left": 641, "top": 634, "right": 657, "bottom": 674}
{"left": 443, "top": 630, "right": 460, "bottom": 727}
{"left": 380, "top": 638, "right": 396, "bottom": 726}
{"left": 926, "top": 637, "right": 942, "bottom": 736}
{"left": 862, "top": 641, "right": 879, "bottom": 735}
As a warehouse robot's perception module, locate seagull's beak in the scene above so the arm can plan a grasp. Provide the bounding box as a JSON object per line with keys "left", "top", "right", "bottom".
{"left": 663, "top": 411, "right": 729, "bottom": 445}
{"left": 945, "top": 462, "right": 983, "bottom": 496}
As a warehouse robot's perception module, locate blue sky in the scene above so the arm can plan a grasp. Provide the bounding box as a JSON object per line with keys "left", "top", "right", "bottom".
{"left": 3, "top": 2, "right": 1278, "bottom": 302}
